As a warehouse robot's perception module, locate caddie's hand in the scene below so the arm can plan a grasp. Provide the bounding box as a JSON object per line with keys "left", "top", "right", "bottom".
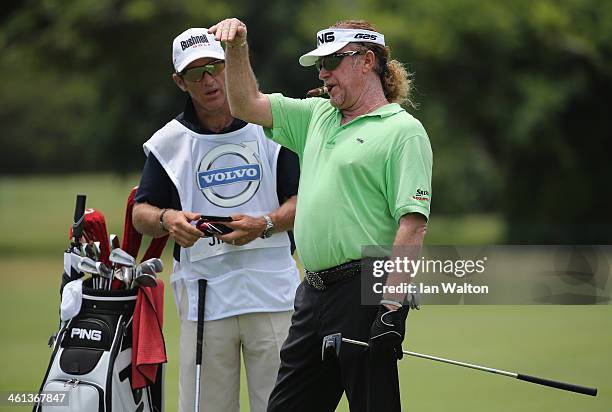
{"left": 369, "top": 305, "right": 409, "bottom": 360}
{"left": 209, "top": 18, "right": 247, "bottom": 47}
{"left": 215, "top": 213, "right": 266, "bottom": 246}
{"left": 162, "top": 210, "right": 204, "bottom": 248}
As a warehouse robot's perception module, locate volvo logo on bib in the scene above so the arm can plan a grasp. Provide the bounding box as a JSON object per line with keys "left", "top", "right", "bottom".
{"left": 197, "top": 142, "right": 262, "bottom": 207}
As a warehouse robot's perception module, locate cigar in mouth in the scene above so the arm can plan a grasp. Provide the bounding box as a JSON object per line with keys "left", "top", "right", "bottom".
{"left": 306, "top": 86, "right": 329, "bottom": 97}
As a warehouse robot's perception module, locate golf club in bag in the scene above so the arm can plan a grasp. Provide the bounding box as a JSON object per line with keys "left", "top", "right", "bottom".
{"left": 34, "top": 193, "right": 166, "bottom": 411}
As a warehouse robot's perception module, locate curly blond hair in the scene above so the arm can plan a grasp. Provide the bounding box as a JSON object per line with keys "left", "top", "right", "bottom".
{"left": 331, "top": 20, "right": 415, "bottom": 107}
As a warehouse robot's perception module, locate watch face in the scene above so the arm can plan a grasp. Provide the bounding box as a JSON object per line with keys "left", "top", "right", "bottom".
{"left": 262, "top": 216, "right": 273, "bottom": 238}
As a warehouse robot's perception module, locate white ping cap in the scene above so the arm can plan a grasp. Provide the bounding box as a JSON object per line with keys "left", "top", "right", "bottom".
{"left": 299, "top": 28, "right": 385, "bottom": 67}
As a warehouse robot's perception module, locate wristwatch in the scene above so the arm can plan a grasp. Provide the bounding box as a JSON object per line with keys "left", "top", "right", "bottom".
{"left": 260, "top": 215, "right": 274, "bottom": 239}
{"left": 159, "top": 209, "right": 170, "bottom": 232}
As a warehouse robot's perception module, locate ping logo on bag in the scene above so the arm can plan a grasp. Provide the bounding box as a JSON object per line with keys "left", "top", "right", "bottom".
{"left": 63, "top": 318, "right": 112, "bottom": 350}
{"left": 70, "top": 328, "right": 102, "bottom": 341}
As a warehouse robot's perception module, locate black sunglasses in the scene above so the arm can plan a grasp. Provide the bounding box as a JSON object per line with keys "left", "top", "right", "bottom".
{"left": 316, "top": 50, "right": 365, "bottom": 72}
{"left": 180, "top": 60, "right": 225, "bottom": 82}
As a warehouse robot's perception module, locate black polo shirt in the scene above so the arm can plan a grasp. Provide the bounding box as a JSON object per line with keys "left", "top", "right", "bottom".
{"left": 135, "top": 98, "right": 300, "bottom": 260}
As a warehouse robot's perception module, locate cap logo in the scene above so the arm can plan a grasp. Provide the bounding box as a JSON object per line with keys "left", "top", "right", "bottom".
{"left": 317, "top": 32, "right": 335, "bottom": 45}
{"left": 354, "top": 33, "right": 377, "bottom": 40}
{"left": 180, "top": 34, "right": 209, "bottom": 51}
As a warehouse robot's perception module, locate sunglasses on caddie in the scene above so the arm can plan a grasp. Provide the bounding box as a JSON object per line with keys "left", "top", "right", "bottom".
{"left": 316, "top": 50, "right": 365, "bottom": 72}
{"left": 180, "top": 60, "right": 225, "bottom": 82}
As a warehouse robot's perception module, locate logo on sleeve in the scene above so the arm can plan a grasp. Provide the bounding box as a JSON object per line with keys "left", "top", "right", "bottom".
{"left": 412, "top": 189, "right": 430, "bottom": 202}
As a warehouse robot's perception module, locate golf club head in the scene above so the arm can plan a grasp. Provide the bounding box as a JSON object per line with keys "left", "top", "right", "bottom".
{"left": 132, "top": 273, "right": 158, "bottom": 289}
{"left": 110, "top": 248, "right": 136, "bottom": 267}
{"left": 96, "top": 262, "right": 112, "bottom": 279}
{"left": 83, "top": 242, "right": 99, "bottom": 261}
{"left": 78, "top": 257, "right": 99, "bottom": 275}
{"left": 114, "top": 267, "right": 125, "bottom": 285}
{"left": 109, "top": 234, "right": 120, "bottom": 250}
{"left": 139, "top": 262, "right": 158, "bottom": 276}
{"left": 321, "top": 333, "right": 342, "bottom": 361}
{"left": 93, "top": 241, "right": 101, "bottom": 259}
{"left": 141, "top": 258, "right": 163, "bottom": 273}
{"left": 122, "top": 266, "right": 132, "bottom": 290}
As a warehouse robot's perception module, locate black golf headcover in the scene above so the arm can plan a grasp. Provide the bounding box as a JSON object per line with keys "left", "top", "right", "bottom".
{"left": 369, "top": 305, "right": 409, "bottom": 360}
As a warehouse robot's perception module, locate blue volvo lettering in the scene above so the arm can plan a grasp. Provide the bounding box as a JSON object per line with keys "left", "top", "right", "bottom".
{"left": 198, "top": 164, "right": 261, "bottom": 189}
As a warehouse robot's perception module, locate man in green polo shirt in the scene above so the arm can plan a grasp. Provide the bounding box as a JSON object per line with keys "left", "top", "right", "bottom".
{"left": 210, "top": 18, "right": 432, "bottom": 412}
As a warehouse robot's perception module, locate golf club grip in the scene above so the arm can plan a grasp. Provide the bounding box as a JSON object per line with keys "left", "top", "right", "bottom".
{"left": 516, "top": 373, "right": 597, "bottom": 396}
{"left": 72, "top": 194, "right": 87, "bottom": 240}
{"left": 196, "top": 279, "right": 207, "bottom": 365}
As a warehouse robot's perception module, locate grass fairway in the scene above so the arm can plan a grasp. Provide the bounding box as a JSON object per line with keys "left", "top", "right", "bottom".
{"left": 1, "top": 174, "right": 610, "bottom": 411}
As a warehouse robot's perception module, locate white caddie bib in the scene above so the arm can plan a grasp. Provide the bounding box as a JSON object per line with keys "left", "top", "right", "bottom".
{"left": 143, "top": 120, "right": 299, "bottom": 321}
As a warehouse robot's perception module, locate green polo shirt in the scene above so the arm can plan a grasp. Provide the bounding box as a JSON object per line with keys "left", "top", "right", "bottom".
{"left": 265, "top": 94, "right": 432, "bottom": 271}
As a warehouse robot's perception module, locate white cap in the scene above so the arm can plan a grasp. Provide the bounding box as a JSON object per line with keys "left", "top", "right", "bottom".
{"left": 172, "top": 28, "right": 225, "bottom": 73}
{"left": 299, "top": 28, "right": 385, "bottom": 67}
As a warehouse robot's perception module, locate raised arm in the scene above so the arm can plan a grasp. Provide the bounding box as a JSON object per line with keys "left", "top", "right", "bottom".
{"left": 209, "top": 18, "right": 273, "bottom": 128}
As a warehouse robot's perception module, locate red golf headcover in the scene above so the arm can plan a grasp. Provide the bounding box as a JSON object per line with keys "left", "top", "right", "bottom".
{"left": 69, "top": 208, "right": 111, "bottom": 266}
{"left": 142, "top": 236, "right": 169, "bottom": 262}
{"left": 122, "top": 185, "right": 169, "bottom": 261}
{"left": 122, "top": 186, "right": 143, "bottom": 259}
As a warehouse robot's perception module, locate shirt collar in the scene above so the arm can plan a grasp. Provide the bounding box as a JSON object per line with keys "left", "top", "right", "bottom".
{"left": 335, "top": 102, "right": 404, "bottom": 120}
{"left": 176, "top": 96, "right": 247, "bottom": 134}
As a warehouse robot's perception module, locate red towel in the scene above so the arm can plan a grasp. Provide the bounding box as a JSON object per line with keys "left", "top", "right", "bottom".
{"left": 132, "top": 279, "right": 166, "bottom": 389}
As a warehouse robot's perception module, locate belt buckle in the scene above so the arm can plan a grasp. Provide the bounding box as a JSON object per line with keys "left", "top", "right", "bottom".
{"left": 307, "top": 272, "right": 326, "bottom": 290}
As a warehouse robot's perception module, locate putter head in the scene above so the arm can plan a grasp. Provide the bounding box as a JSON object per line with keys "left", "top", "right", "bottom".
{"left": 321, "top": 333, "right": 342, "bottom": 362}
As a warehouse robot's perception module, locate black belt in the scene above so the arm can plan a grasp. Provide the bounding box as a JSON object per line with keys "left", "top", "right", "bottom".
{"left": 304, "top": 260, "right": 361, "bottom": 290}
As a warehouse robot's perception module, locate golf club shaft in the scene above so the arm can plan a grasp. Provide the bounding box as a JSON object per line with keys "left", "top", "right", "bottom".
{"left": 195, "top": 279, "right": 207, "bottom": 412}
{"left": 341, "top": 338, "right": 597, "bottom": 396}
{"left": 195, "top": 365, "right": 201, "bottom": 412}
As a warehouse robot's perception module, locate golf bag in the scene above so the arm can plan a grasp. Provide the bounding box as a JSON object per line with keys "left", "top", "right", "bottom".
{"left": 33, "top": 284, "right": 164, "bottom": 412}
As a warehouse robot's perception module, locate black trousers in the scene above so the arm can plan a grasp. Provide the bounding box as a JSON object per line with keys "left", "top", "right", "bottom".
{"left": 267, "top": 275, "right": 403, "bottom": 412}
